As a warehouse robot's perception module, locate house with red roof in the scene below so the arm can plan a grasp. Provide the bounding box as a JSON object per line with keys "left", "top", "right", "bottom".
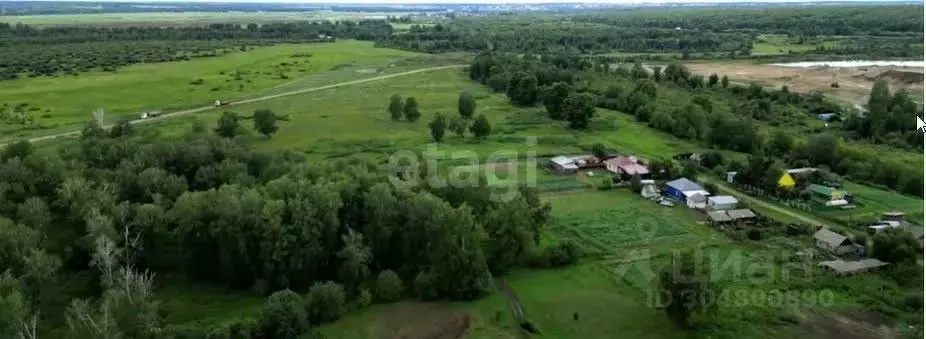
{"left": 604, "top": 155, "right": 650, "bottom": 179}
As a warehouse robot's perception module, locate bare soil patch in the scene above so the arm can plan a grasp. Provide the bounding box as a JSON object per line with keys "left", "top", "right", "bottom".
{"left": 371, "top": 302, "right": 470, "bottom": 339}
{"left": 795, "top": 309, "right": 899, "bottom": 339}
{"left": 686, "top": 62, "right": 924, "bottom": 106}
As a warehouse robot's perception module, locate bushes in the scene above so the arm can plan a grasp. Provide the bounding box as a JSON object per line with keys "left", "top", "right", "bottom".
{"left": 305, "top": 282, "right": 346, "bottom": 324}
{"left": 356, "top": 289, "right": 372, "bottom": 309}
{"left": 529, "top": 241, "right": 581, "bottom": 268}
{"left": 413, "top": 271, "right": 439, "bottom": 300}
{"left": 259, "top": 289, "right": 310, "bottom": 339}
{"left": 374, "top": 270, "right": 403, "bottom": 303}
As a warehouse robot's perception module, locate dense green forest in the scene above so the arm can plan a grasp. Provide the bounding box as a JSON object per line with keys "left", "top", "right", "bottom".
{"left": 2, "top": 4, "right": 923, "bottom": 79}
{"left": 0, "top": 121, "right": 576, "bottom": 337}
{"left": 467, "top": 52, "right": 924, "bottom": 196}
{"left": 377, "top": 6, "right": 923, "bottom": 56}
{"left": 0, "top": 21, "right": 392, "bottom": 78}
{"left": 572, "top": 6, "right": 924, "bottom": 36}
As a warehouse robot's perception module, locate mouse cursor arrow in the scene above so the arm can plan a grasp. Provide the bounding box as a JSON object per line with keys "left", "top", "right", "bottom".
{"left": 917, "top": 116, "right": 926, "bottom": 133}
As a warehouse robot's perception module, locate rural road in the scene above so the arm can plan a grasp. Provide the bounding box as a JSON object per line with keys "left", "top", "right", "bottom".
{"left": 4, "top": 64, "right": 467, "bottom": 147}
{"left": 700, "top": 176, "right": 834, "bottom": 228}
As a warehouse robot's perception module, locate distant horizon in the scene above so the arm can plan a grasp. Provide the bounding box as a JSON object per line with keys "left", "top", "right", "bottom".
{"left": 8, "top": 0, "right": 918, "bottom": 4}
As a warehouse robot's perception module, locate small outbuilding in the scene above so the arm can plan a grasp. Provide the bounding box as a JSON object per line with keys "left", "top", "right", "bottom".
{"left": 808, "top": 184, "right": 846, "bottom": 201}
{"left": 640, "top": 179, "right": 659, "bottom": 198}
{"left": 707, "top": 196, "right": 738, "bottom": 210}
{"left": 664, "top": 178, "right": 708, "bottom": 201}
{"left": 813, "top": 228, "right": 856, "bottom": 255}
{"left": 819, "top": 259, "right": 888, "bottom": 275}
{"left": 726, "top": 209, "right": 757, "bottom": 221}
{"left": 707, "top": 211, "right": 732, "bottom": 224}
{"left": 550, "top": 156, "right": 579, "bottom": 173}
{"left": 726, "top": 171, "right": 737, "bottom": 184}
{"left": 881, "top": 212, "right": 906, "bottom": 222}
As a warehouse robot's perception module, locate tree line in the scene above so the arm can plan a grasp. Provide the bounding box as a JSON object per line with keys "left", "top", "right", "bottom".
{"left": 0, "top": 115, "right": 578, "bottom": 337}
{"left": 374, "top": 6, "right": 922, "bottom": 58}
{"left": 0, "top": 20, "right": 393, "bottom": 78}
{"left": 573, "top": 5, "right": 924, "bottom": 37}
{"left": 376, "top": 19, "right": 752, "bottom": 55}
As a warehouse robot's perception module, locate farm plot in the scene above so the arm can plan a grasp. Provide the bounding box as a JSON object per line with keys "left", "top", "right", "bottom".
{"left": 814, "top": 181, "right": 924, "bottom": 226}
{"left": 481, "top": 162, "right": 586, "bottom": 193}
{"left": 543, "top": 190, "right": 726, "bottom": 257}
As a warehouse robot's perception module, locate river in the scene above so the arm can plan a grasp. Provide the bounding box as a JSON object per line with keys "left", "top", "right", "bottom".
{"left": 769, "top": 60, "right": 925, "bottom": 68}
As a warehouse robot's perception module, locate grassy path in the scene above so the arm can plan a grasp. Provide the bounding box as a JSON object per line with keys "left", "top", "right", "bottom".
{"left": 2, "top": 64, "right": 466, "bottom": 147}
{"left": 699, "top": 176, "right": 836, "bottom": 228}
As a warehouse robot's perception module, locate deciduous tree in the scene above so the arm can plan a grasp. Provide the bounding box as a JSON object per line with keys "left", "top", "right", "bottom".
{"left": 253, "top": 109, "right": 279, "bottom": 138}
{"left": 404, "top": 97, "right": 421, "bottom": 122}
{"left": 458, "top": 91, "right": 476, "bottom": 119}
{"left": 388, "top": 94, "right": 403, "bottom": 121}
{"left": 470, "top": 114, "right": 491, "bottom": 138}
{"left": 658, "top": 251, "right": 716, "bottom": 328}
{"left": 428, "top": 113, "right": 447, "bottom": 142}
{"left": 563, "top": 92, "right": 596, "bottom": 129}
{"left": 215, "top": 111, "right": 239, "bottom": 138}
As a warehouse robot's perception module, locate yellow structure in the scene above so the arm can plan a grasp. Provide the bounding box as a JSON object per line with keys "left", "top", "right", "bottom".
{"left": 777, "top": 172, "right": 796, "bottom": 188}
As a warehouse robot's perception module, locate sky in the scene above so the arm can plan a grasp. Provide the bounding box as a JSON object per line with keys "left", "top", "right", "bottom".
{"left": 33, "top": 0, "right": 910, "bottom": 3}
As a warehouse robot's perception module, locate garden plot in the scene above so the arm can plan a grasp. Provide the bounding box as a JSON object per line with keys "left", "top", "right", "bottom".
{"left": 543, "top": 190, "right": 726, "bottom": 257}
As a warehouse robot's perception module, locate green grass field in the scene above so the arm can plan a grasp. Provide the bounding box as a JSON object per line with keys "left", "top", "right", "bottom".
{"left": 752, "top": 34, "right": 841, "bottom": 55}
{"left": 0, "top": 11, "right": 408, "bottom": 26}
{"left": 0, "top": 40, "right": 422, "bottom": 143}
{"left": 545, "top": 190, "right": 727, "bottom": 257}
{"left": 16, "top": 41, "right": 919, "bottom": 337}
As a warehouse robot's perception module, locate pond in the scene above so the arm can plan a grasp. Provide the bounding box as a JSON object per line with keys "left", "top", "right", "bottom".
{"left": 769, "top": 60, "right": 924, "bottom": 68}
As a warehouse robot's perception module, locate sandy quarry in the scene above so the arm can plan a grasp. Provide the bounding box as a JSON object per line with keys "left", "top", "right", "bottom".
{"left": 686, "top": 62, "right": 924, "bottom": 106}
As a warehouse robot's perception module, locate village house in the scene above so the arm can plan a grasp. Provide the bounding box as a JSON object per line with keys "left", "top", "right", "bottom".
{"left": 813, "top": 228, "right": 861, "bottom": 256}
{"left": 549, "top": 155, "right": 600, "bottom": 173}
{"left": 819, "top": 259, "right": 888, "bottom": 275}
{"left": 664, "top": 178, "right": 710, "bottom": 208}
{"left": 604, "top": 155, "right": 650, "bottom": 180}
{"left": 707, "top": 195, "right": 738, "bottom": 211}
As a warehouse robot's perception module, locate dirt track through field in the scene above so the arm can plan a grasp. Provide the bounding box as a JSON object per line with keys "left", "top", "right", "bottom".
{"left": 4, "top": 64, "right": 466, "bottom": 147}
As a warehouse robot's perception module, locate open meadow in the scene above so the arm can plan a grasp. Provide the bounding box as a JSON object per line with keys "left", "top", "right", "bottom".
{"left": 0, "top": 40, "right": 428, "bottom": 143}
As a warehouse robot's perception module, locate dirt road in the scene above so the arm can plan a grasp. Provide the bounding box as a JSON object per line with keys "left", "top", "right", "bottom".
{"left": 699, "top": 176, "right": 834, "bottom": 228}
{"left": 6, "top": 64, "right": 466, "bottom": 147}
